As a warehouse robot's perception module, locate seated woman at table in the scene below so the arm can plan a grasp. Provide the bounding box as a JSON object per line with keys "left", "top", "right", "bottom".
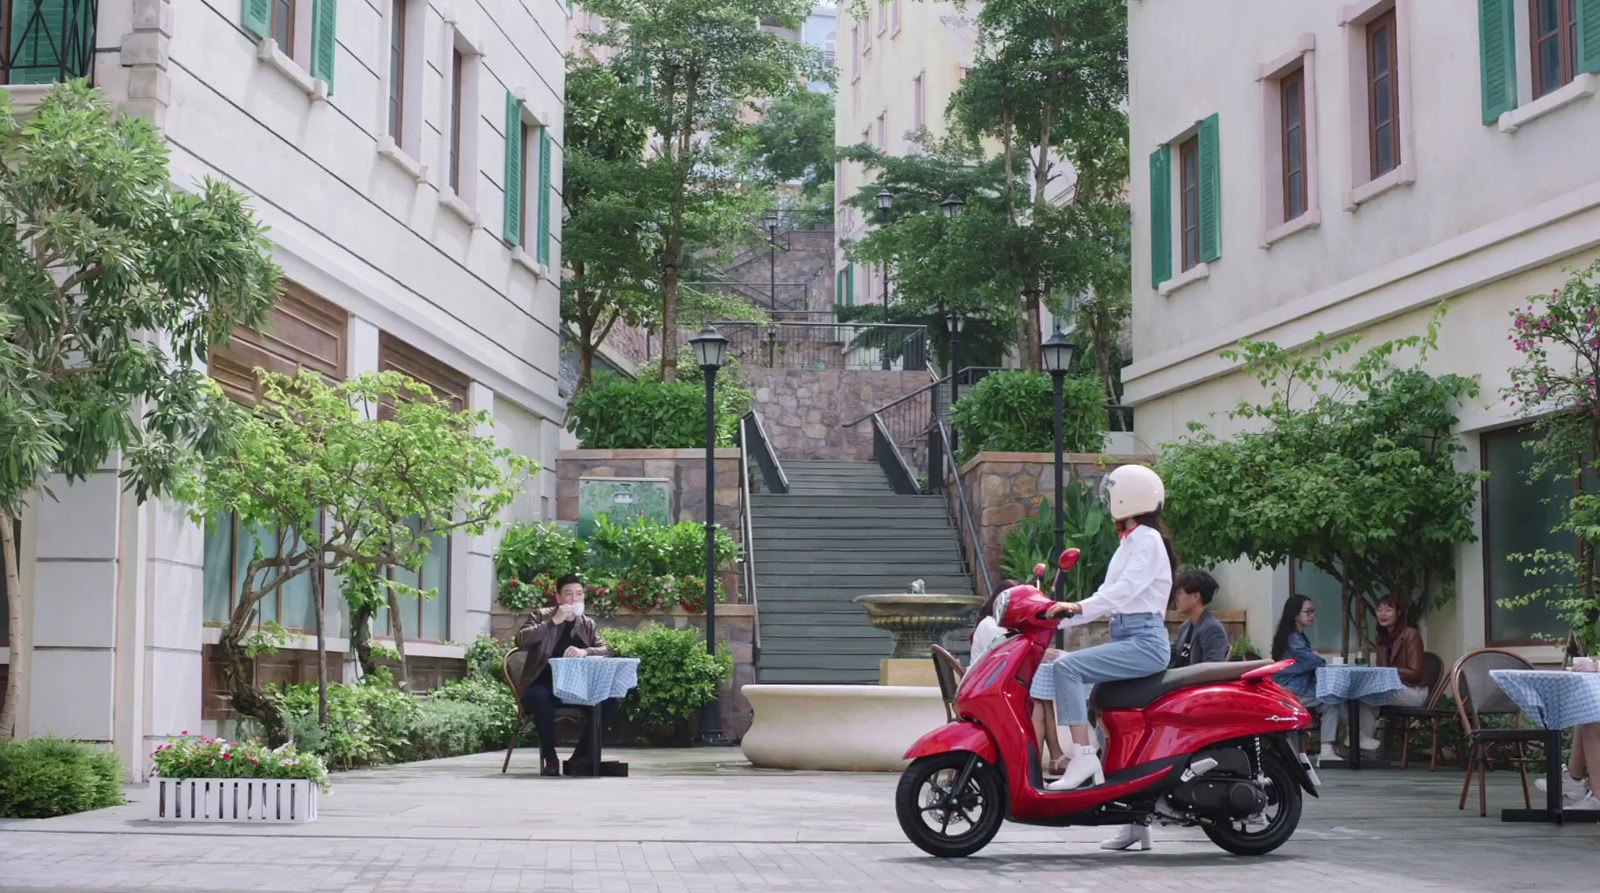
{"left": 1357, "top": 595, "right": 1429, "bottom": 746}
{"left": 515, "top": 574, "right": 618, "bottom": 777}
{"left": 1535, "top": 657, "right": 1600, "bottom": 809}
{"left": 1271, "top": 595, "right": 1344, "bottom": 764}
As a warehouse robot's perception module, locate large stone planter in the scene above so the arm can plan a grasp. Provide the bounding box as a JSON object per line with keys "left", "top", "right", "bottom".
{"left": 740, "top": 684, "right": 948, "bottom": 771}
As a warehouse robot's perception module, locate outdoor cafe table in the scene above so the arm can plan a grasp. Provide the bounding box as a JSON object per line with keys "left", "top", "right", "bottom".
{"left": 1489, "top": 668, "right": 1600, "bottom": 825}
{"left": 550, "top": 656, "right": 640, "bottom": 777}
{"left": 1316, "top": 665, "right": 1403, "bottom": 770}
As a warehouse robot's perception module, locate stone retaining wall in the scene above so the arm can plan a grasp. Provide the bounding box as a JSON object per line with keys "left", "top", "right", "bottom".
{"left": 952, "top": 451, "right": 1156, "bottom": 594}
{"left": 745, "top": 368, "right": 929, "bottom": 461}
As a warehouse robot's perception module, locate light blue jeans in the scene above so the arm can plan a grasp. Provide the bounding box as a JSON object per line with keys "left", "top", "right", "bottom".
{"left": 1051, "top": 613, "right": 1171, "bottom": 726}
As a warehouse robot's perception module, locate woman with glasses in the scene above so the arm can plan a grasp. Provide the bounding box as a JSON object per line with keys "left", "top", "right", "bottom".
{"left": 1271, "top": 594, "right": 1344, "bottom": 765}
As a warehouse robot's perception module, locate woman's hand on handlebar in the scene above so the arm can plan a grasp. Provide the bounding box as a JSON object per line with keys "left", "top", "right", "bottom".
{"left": 1043, "top": 601, "right": 1082, "bottom": 620}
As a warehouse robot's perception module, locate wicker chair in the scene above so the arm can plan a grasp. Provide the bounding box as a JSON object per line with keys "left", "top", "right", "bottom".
{"left": 1379, "top": 651, "right": 1449, "bottom": 770}
{"left": 1451, "top": 648, "right": 1547, "bottom": 816}
{"left": 501, "top": 649, "right": 587, "bottom": 774}
{"left": 930, "top": 645, "right": 965, "bottom": 722}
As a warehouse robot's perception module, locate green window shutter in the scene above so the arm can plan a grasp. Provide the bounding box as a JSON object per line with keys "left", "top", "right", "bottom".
{"left": 835, "top": 269, "right": 843, "bottom": 306}
{"left": 1197, "top": 113, "right": 1221, "bottom": 264}
{"left": 10, "top": 0, "right": 83, "bottom": 85}
{"left": 310, "top": 0, "right": 338, "bottom": 93}
{"left": 1148, "top": 144, "right": 1171, "bottom": 289}
{"left": 1479, "top": 0, "right": 1517, "bottom": 124}
{"left": 1578, "top": 0, "right": 1600, "bottom": 74}
{"left": 503, "top": 92, "right": 523, "bottom": 247}
{"left": 845, "top": 264, "right": 855, "bottom": 305}
{"left": 537, "top": 128, "right": 552, "bottom": 265}
{"left": 241, "top": 0, "right": 271, "bottom": 39}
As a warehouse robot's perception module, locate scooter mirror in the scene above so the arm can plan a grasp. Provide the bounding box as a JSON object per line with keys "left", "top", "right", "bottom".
{"left": 1058, "top": 548, "right": 1081, "bottom": 572}
{"left": 1032, "top": 562, "right": 1047, "bottom": 579}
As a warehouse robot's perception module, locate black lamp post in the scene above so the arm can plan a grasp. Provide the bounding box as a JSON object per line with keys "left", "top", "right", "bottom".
{"left": 946, "top": 312, "right": 964, "bottom": 452}
{"left": 688, "top": 324, "right": 731, "bottom": 745}
{"left": 940, "top": 192, "right": 965, "bottom": 220}
{"left": 1041, "top": 328, "right": 1080, "bottom": 603}
{"left": 765, "top": 210, "right": 781, "bottom": 311}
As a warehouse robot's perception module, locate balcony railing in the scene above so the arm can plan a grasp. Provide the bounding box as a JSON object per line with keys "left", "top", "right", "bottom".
{"left": 2, "top": 0, "right": 97, "bottom": 86}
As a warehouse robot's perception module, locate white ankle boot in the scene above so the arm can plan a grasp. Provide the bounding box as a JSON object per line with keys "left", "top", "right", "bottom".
{"left": 1046, "top": 743, "right": 1104, "bottom": 791}
{"left": 1099, "top": 824, "right": 1152, "bottom": 851}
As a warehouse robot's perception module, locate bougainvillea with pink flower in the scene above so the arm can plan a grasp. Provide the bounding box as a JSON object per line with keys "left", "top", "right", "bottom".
{"left": 1501, "top": 260, "right": 1600, "bottom": 652}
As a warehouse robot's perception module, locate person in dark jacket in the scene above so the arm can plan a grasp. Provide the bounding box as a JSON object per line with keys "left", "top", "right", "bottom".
{"left": 1357, "top": 595, "right": 1429, "bottom": 747}
{"left": 1169, "top": 570, "right": 1230, "bottom": 667}
{"left": 516, "top": 574, "right": 617, "bottom": 776}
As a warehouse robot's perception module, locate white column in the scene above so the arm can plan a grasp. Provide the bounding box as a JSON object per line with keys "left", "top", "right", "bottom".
{"left": 457, "top": 382, "right": 497, "bottom": 643}
{"left": 343, "top": 316, "right": 382, "bottom": 680}
{"left": 132, "top": 493, "right": 204, "bottom": 780}
{"left": 29, "top": 465, "right": 123, "bottom": 745}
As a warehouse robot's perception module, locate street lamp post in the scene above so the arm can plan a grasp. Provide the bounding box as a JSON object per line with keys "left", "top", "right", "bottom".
{"left": 945, "top": 312, "right": 964, "bottom": 453}
{"left": 765, "top": 210, "right": 780, "bottom": 312}
{"left": 876, "top": 190, "right": 894, "bottom": 369}
{"left": 688, "top": 324, "right": 732, "bottom": 746}
{"left": 1041, "top": 329, "right": 1080, "bottom": 605}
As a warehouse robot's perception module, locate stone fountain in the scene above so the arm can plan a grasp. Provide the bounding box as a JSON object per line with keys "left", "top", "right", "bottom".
{"left": 739, "top": 584, "right": 984, "bottom": 772}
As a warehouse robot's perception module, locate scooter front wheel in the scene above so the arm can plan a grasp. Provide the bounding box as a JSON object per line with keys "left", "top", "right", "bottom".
{"left": 896, "top": 752, "right": 1006, "bottom": 858}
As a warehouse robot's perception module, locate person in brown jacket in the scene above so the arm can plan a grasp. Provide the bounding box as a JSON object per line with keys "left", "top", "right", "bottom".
{"left": 1358, "top": 595, "right": 1429, "bottom": 748}
{"left": 516, "top": 574, "right": 616, "bottom": 776}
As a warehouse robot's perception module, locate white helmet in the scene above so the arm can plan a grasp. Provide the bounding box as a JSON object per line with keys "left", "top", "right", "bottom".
{"left": 1103, "top": 464, "right": 1164, "bottom": 521}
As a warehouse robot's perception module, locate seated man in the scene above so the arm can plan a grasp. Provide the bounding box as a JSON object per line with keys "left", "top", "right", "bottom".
{"left": 1169, "top": 570, "right": 1230, "bottom": 667}
{"left": 516, "top": 574, "right": 619, "bottom": 776}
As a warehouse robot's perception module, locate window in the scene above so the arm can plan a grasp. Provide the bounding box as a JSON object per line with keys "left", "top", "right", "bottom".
{"left": 449, "top": 49, "right": 464, "bottom": 193}
{"left": 1367, "top": 10, "right": 1400, "bottom": 178}
{"left": 1289, "top": 561, "right": 1376, "bottom": 653}
{"left": 1483, "top": 426, "right": 1570, "bottom": 645}
{"left": 1281, "top": 66, "right": 1307, "bottom": 221}
{"left": 912, "top": 74, "right": 925, "bottom": 130}
{"left": 203, "top": 516, "right": 319, "bottom": 633}
{"left": 876, "top": 112, "right": 886, "bottom": 149}
{"left": 878, "top": 0, "right": 887, "bottom": 33}
{"left": 3, "top": 0, "right": 96, "bottom": 85}
{"left": 1530, "top": 0, "right": 1579, "bottom": 98}
{"left": 387, "top": 0, "right": 406, "bottom": 138}
{"left": 851, "top": 25, "right": 860, "bottom": 79}
{"left": 892, "top": 0, "right": 902, "bottom": 33}
{"left": 374, "top": 519, "right": 451, "bottom": 643}
{"left": 272, "top": 0, "right": 295, "bottom": 50}
{"left": 519, "top": 123, "right": 532, "bottom": 248}
{"left": 1179, "top": 136, "right": 1200, "bottom": 271}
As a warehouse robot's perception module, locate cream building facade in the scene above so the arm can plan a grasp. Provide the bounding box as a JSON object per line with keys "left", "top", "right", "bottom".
{"left": 1127, "top": 0, "right": 1600, "bottom": 663}
{"left": 0, "top": 0, "right": 568, "bottom": 778}
{"left": 834, "top": 0, "right": 977, "bottom": 308}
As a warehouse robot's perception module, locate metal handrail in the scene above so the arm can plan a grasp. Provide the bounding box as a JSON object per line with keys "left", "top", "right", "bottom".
{"left": 741, "top": 410, "right": 789, "bottom": 494}
{"left": 871, "top": 412, "right": 920, "bottom": 495}
{"left": 842, "top": 366, "right": 1007, "bottom": 428}
{"left": 737, "top": 416, "right": 761, "bottom": 652}
{"left": 935, "top": 419, "right": 993, "bottom": 599}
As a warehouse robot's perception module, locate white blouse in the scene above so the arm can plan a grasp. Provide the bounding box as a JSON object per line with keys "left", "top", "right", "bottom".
{"left": 1071, "top": 524, "right": 1173, "bottom": 622}
{"left": 970, "top": 615, "right": 1006, "bottom": 665}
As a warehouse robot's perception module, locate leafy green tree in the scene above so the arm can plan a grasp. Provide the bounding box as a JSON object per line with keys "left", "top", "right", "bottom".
{"left": 745, "top": 88, "right": 835, "bottom": 197}
{"left": 578, "top": 0, "right": 821, "bottom": 381}
{"left": 0, "top": 84, "right": 280, "bottom": 739}
{"left": 191, "top": 370, "right": 533, "bottom": 744}
{"left": 1501, "top": 260, "right": 1600, "bottom": 653}
{"left": 1156, "top": 309, "right": 1481, "bottom": 657}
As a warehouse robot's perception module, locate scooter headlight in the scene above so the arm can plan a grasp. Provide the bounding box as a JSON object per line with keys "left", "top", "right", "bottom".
{"left": 992, "top": 590, "right": 1010, "bottom": 624}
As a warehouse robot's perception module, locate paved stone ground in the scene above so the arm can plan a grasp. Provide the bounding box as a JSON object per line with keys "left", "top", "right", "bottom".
{"left": 0, "top": 747, "right": 1594, "bottom": 892}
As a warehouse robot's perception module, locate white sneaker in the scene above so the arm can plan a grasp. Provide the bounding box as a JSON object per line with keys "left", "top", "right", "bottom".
{"left": 1358, "top": 735, "right": 1382, "bottom": 752}
{"left": 1317, "top": 744, "right": 1339, "bottom": 766}
{"left": 1565, "top": 794, "right": 1600, "bottom": 811}
{"left": 1534, "top": 774, "right": 1591, "bottom": 804}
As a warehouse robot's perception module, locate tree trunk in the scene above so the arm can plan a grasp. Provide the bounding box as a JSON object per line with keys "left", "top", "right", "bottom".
{"left": 1339, "top": 572, "right": 1352, "bottom": 662}
{"left": 0, "top": 515, "right": 23, "bottom": 740}
{"left": 660, "top": 255, "right": 681, "bottom": 381}
{"left": 216, "top": 623, "right": 288, "bottom": 746}
{"left": 312, "top": 566, "right": 328, "bottom": 728}
{"left": 349, "top": 602, "right": 377, "bottom": 678}
{"left": 385, "top": 589, "right": 411, "bottom": 689}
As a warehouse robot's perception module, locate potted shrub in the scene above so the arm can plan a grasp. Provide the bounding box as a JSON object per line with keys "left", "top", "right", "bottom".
{"left": 149, "top": 734, "right": 330, "bottom": 824}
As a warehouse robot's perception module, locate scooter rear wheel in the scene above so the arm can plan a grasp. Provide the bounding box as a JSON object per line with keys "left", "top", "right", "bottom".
{"left": 1201, "top": 747, "right": 1303, "bottom": 856}
{"left": 896, "top": 752, "right": 1006, "bottom": 858}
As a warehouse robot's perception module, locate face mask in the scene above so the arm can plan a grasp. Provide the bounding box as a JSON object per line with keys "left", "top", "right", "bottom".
{"left": 569, "top": 602, "right": 586, "bottom": 618}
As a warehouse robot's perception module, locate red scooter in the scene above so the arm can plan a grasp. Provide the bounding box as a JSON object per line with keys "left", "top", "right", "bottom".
{"left": 897, "top": 550, "right": 1321, "bottom": 858}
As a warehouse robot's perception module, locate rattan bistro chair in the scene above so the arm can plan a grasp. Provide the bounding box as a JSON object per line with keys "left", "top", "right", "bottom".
{"left": 930, "top": 645, "right": 965, "bottom": 722}
{"left": 1451, "top": 648, "right": 1548, "bottom": 817}
{"left": 501, "top": 649, "right": 587, "bottom": 774}
{"left": 1380, "top": 651, "right": 1449, "bottom": 770}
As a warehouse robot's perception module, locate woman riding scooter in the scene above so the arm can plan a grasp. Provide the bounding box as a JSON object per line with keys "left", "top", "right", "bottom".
{"left": 1038, "top": 464, "right": 1177, "bottom": 804}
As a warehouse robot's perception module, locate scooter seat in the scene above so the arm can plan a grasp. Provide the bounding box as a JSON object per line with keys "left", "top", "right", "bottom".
{"left": 1090, "top": 660, "right": 1275, "bottom": 710}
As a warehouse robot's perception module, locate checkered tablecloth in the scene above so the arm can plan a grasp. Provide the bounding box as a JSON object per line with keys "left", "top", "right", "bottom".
{"left": 1316, "top": 665, "right": 1404, "bottom": 705}
{"left": 1490, "top": 669, "right": 1600, "bottom": 730}
{"left": 550, "top": 657, "right": 640, "bottom": 707}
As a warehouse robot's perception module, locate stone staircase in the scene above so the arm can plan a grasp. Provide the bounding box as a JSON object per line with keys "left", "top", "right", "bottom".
{"left": 751, "top": 459, "right": 974, "bottom": 684}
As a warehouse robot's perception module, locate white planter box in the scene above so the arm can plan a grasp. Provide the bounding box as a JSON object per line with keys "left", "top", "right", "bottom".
{"left": 150, "top": 778, "right": 319, "bottom": 824}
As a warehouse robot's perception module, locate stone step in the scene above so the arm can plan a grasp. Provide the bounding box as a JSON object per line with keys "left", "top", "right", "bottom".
{"left": 758, "top": 624, "right": 895, "bottom": 639}
{"left": 753, "top": 576, "right": 974, "bottom": 594}
{"left": 755, "top": 558, "right": 968, "bottom": 575}
{"left": 756, "top": 651, "right": 894, "bottom": 669}
{"left": 752, "top": 526, "right": 961, "bottom": 543}
{"left": 752, "top": 506, "right": 950, "bottom": 520}
{"left": 751, "top": 495, "right": 944, "bottom": 508}
{"left": 748, "top": 515, "right": 954, "bottom": 529}
{"left": 756, "top": 666, "right": 882, "bottom": 684}
{"left": 756, "top": 638, "right": 895, "bottom": 656}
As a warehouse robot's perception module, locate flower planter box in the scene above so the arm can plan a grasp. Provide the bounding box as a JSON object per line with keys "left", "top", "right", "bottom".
{"left": 150, "top": 778, "right": 319, "bottom": 824}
